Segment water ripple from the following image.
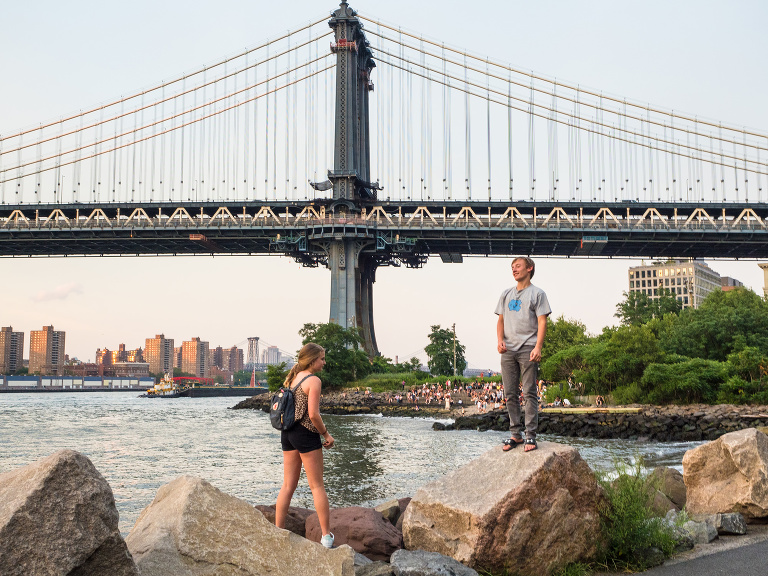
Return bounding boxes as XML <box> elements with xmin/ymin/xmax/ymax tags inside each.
<box><xmin>0</xmin><ymin>393</ymin><xmax>700</xmax><ymax>535</ymax></box>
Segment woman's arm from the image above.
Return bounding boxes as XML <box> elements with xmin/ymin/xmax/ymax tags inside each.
<box><xmin>305</xmin><ymin>376</ymin><xmax>334</xmax><ymax>448</ymax></box>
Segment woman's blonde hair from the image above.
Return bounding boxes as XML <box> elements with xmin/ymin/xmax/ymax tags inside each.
<box><xmin>283</xmin><ymin>342</ymin><xmax>325</xmax><ymax>387</ymax></box>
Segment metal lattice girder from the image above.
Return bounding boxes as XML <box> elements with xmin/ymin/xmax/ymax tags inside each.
<box><xmin>3</xmin><ymin>200</ymin><xmax>768</xmax><ymax>259</ymax></box>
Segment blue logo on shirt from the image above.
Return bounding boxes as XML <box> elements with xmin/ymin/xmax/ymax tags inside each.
<box><xmin>508</xmin><ymin>299</ymin><xmax>522</xmax><ymax>311</ymax></box>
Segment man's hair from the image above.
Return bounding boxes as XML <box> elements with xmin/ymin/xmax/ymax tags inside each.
<box><xmin>512</xmin><ymin>256</ymin><xmax>536</xmax><ymax>278</ymax></box>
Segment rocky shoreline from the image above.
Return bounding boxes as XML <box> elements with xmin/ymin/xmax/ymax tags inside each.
<box><xmin>5</xmin><ymin>429</ymin><xmax>768</xmax><ymax>575</ymax></box>
<box><xmin>234</xmin><ymin>392</ymin><xmax>768</xmax><ymax>443</ymax></box>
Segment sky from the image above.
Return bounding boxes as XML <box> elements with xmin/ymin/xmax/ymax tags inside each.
<box><xmin>1</xmin><ymin>0</ymin><xmax>767</xmax><ymax>370</ymax></box>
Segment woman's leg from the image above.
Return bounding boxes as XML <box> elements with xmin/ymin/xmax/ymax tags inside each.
<box><xmin>300</xmin><ymin>448</ymin><xmax>330</xmax><ymax>535</ymax></box>
<box><xmin>275</xmin><ymin>449</ymin><xmax>302</xmax><ymax>529</ymax></box>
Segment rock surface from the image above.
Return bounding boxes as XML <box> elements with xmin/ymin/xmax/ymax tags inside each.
<box><xmin>402</xmin><ymin>441</ymin><xmax>604</xmax><ymax>575</ymax></box>
<box><xmin>255</xmin><ymin>503</ymin><xmax>314</xmax><ymax>536</ymax></box>
<box><xmin>0</xmin><ymin>449</ymin><xmax>138</xmax><ymax>576</ymax></box>
<box><xmin>375</xmin><ymin>499</ymin><xmax>402</xmax><ymax>525</ymax></box>
<box><xmin>306</xmin><ymin>506</ymin><xmax>403</xmax><ymax>561</ymax></box>
<box><xmin>683</xmin><ymin>520</ymin><xmax>718</xmax><ymax>544</ymax></box>
<box><xmin>391</xmin><ymin>549</ymin><xmax>479</xmax><ymax>576</ymax></box>
<box><xmin>650</xmin><ymin>466</ymin><xmax>687</xmax><ymax>509</ymax></box>
<box><xmin>126</xmin><ymin>476</ymin><xmax>355</xmax><ymax>576</ymax></box>
<box><xmin>683</xmin><ymin>428</ymin><xmax>768</xmax><ymax>521</ymax></box>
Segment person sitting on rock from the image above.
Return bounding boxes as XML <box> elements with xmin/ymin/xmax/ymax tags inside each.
<box><xmin>595</xmin><ymin>395</ymin><xmax>605</xmax><ymax>407</ymax></box>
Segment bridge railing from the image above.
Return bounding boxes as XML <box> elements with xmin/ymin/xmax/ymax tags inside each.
<box><xmin>1</xmin><ymin>205</ymin><xmax>767</xmax><ymax>231</ymax></box>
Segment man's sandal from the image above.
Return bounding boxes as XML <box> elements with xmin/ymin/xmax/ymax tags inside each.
<box><xmin>524</xmin><ymin>438</ymin><xmax>538</xmax><ymax>452</ymax></box>
<box><xmin>502</xmin><ymin>437</ymin><xmax>524</xmax><ymax>451</ymax></box>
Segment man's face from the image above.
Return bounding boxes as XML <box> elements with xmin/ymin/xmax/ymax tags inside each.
<box><xmin>511</xmin><ymin>259</ymin><xmax>532</xmax><ymax>282</ymax></box>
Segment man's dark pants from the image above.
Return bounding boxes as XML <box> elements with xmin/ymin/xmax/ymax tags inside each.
<box><xmin>500</xmin><ymin>345</ymin><xmax>539</xmax><ymax>440</ymax></box>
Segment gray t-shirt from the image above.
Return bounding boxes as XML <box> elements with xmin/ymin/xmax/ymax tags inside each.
<box><xmin>495</xmin><ymin>284</ymin><xmax>551</xmax><ymax>351</ymax></box>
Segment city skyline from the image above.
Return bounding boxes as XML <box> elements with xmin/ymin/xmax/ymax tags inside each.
<box><xmin>1</xmin><ymin>0</ymin><xmax>767</xmax><ymax>369</ymax></box>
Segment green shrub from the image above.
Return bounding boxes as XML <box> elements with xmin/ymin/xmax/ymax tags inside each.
<box><xmin>597</xmin><ymin>460</ymin><xmax>678</xmax><ymax>571</ymax></box>
<box><xmin>544</xmin><ymin>385</ymin><xmax>576</xmax><ymax>405</ymax></box>
<box><xmin>717</xmin><ymin>375</ymin><xmax>768</xmax><ymax>405</ymax></box>
<box><xmin>612</xmin><ymin>382</ymin><xmax>644</xmax><ymax>405</ymax></box>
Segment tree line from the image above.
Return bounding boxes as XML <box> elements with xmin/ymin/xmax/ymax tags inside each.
<box><xmin>541</xmin><ymin>287</ymin><xmax>768</xmax><ymax>404</ymax></box>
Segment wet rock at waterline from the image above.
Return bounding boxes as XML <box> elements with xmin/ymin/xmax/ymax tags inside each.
<box><xmin>0</xmin><ymin>449</ymin><xmax>138</xmax><ymax>576</ymax></box>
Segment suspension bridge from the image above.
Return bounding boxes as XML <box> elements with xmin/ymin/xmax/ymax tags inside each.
<box><xmin>1</xmin><ymin>2</ymin><xmax>767</xmax><ymax>355</ymax></box>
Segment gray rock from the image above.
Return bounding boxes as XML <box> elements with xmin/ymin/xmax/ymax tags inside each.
<box><xmin>255</xmin><ymin>504</ymin><xmax>314</xmax><ymax>537</ymax></box>
<box><xmin>355</xmin><ymin>552</ymin><xmax>374</xmax><ymax>566</ymax></box>
<box><xmin>391</xmin><ymin>549</ymin><xmax>479</xmax><ymax>576</ymax></box>
<box><xmin>0</xmin><ymin>449</ymin><xmax>138</xmax><ymax>576</ymax></box>
<box><xmin>126</xmin><ymin>476</ymin><xmax>355</xmax><ymax>576</ymax></box>
<box><xmin>683</xmin><ymin>519</ymin><xmax>718</xmax><ymax>544</ymax></box>
<box><xmin>356</xmin><ymin>561</ymin><xmax>398</xmax><ymax>576</ymax></box>
<box><xmin>633</xmin><ymin>546</ymin><xmax>665</xmax><ymax>569</ymax></box>
<box><xmin>650</xmin><ymin>466</ymin><xmax>687</xmax><ymax>509</ymax></box>
<box><xmin>376</xmin><ymin>499</ymin><xmax>402</xmax><ymax>525</ymax></box>
<box><xmin>716</xmin><ymin>512</ymin><xmax>748</xmax><ymax>535</ymax></box>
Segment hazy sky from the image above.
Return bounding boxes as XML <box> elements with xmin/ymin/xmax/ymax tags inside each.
<box><xmin>1</xmin><ymin>0</ymin><xmax>767</xmax><ymax>370</ymax></box>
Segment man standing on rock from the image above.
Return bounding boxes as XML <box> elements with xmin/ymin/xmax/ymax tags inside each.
<box><xmin>495</xmin><ymin>257</ymin><xmax>551</xmax><ymax>452</ymax></box>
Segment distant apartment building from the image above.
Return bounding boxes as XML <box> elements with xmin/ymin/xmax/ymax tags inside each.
<box><xmin>721</xmin><ymin>277</ymin><xmax>744</xmax><ymax>292</ymax></box>
<box><xmin>264</xmin><ymin>346</ymin><xmax>281</xmax><ymax>366</ymax></box>
<box><xmin>0</xmin><ymin>326</ymin><xmax>25</xmax><ymax>374</ymax></box>
<box><xmin>760</xmin><ymin>263</ymin><xmax>768</xmax><ymax>298</ymax></box>
<box><xmin>29</xmin><ymin>325</ymin><xmax>66</xmax><ymax>375</ymax></box>
<box><xmin>174</xmin><ymin>346</ymin><xmax>182</xmax><ymax>369</ymax></box>
<box><xmin>182</xmin><ymin>337</ymin><xmax>210</xmax><ymax>377</ymax></box>
<box><xmin>209</xmin><ymin>346</ymin><xmax>244</xmax><ymax>373</ymax></box>
<box><xmin>145</xmin><ymin>334</ymin><xmax>175</xmax><ymax>374</ymax></box>
<box><xmin>96</xmin><ymin>344</ymin><xmax>143</xmax><ymax>366</ymax></box>
<box><xmin>628</xmin><ymin>259</ymin><xmax>727</xmax><ymax>309</ymax></box>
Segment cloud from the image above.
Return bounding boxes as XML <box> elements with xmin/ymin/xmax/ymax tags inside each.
<box><xmin>32</xmin><ymin>282</ymin><xmax>84</xmax><ymax>302</ymax></box>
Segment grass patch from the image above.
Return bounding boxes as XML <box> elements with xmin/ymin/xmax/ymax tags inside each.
<box><xmin>595</xmin><ymin>459</ymin><xmax>678</xmax><ymax>572</ymax></box>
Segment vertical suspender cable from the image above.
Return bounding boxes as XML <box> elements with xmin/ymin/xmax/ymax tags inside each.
<box><xmin>265</xmin><ymin>44</ymin><xmax>270</xmax><ymax>199</ymax></box>
<box><xmin>508</xmin><ymin>70</ymin><xmax>513</xmax><ymax>200</ymax></box>
<box><xmin>421</xmin><ymin>39</ymin><xmax>426</xmax><ymax>201</ymax></box>
<box><xmin>528</xmin><ymin>78</ymin><xmax>535</xmax><ymax>200</ymax></box>
<box><xmin>443</xmin><ymin>44</ymin><xmax>451</xmax><ymax>201</ymax></box>
<box><xmin>465</xmin><ymin>54</ymin><xmax>471</xmax><ymax>200</ymax></box>
<box><xmin>486</xmin><ymin>59</ymin><xmax>491</xmax><ymax>201</ymax></box>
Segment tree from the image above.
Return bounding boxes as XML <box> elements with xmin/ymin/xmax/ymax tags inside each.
<box><xmin>615</xmin><ymin>289</ymin><xmax>682</xmax><ymax>326</ymax></box>
<box><xmin>661</xmin><ymin>288</ymin><xmax>768</xmax><ymax>361</ymax></box>
<box><xmin>298</xmin><ymin>322</ymin><xmax>371</xmax><ymax>388</ymax></box>
<box><xmin>424</xmin><ymin>325</ymin><xmax>467</xmax><ymax>377</ymax></box>
<box><xmin>266</xmin><ymin>362</ymin><xmax>288</xmax><ymax>391</ymax></box>
<box><xmin>541</xmin><ymin>315</ymin><xmax>590</xmax><ymax>360</ymax></box>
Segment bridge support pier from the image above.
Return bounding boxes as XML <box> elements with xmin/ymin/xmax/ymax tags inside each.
<box><xmin>328</xmin><ymin>239</ymin><xmax>378</xmax><ymax>356</ymax></box>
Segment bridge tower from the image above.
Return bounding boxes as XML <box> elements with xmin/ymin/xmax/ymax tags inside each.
<box><xmin>327</xmin><ymin>1</ymin><xmax>379</xmax><ymax>355</ymax></box>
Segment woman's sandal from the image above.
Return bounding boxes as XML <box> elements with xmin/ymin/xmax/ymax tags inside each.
<box><xmin>524</xmin><ymin>438</ymin><xmax>538</xmax><ymax>452</ymax></box>
<box><xmin>502</xmin><ymin>437</ymin><xmax>524</xmax><ymax>451</ymax></box>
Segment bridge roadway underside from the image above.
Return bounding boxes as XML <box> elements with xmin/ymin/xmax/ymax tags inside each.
<box><xmin>1</xmin><ymin>200</ymin><xmax>768</xmax><ymax>259</ymax></box>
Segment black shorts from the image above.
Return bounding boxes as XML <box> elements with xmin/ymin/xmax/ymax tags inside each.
<box><xmin>281</xmin><ymin>423</ymin><xmax>322</xmax><ymax>453</ymax></box>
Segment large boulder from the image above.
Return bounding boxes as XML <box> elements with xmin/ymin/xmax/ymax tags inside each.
<box><xmin>126</xmin><ymin>476</ymin><xmax>355</xmax><ymax>576</ymax></box>
<box><xmin>683</xmin><ymin>428</ymin><xmax>768</xmax><ymax>521</ymax></box>
<box><xmin>0</xmin><ymin>449</ymin><xmax>138</xmax><ymax>576</ymax></box>
<box><xmin>402</xmin><ymin>441</ymin><xmax>604</xmax><ymax>575</ymax></box>
<box><xmin>255</xmin><ymin>504</ymin><xmax>314</xmax><ymax>536</ymax></box>
<box><xmin>306</xmin><ymin>506</ymin><xmax>403</xmax><ymax>561</ymax></box>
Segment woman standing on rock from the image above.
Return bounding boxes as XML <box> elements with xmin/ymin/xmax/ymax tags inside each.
<box><xmin>275</xmin><ymin>342</ymin><xmax>336</xmax><ymax>548</ymax></box>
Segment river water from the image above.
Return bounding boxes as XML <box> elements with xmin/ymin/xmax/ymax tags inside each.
<box><xmin>0</xmin><ymin>393</ymin><xmax>699</xmax><ymax>535</ymax></box>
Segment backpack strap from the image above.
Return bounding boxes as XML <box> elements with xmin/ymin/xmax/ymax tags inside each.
<box><xmin>290</xmin><ymin>373</ymin><xmax>314</xmax><ymax>393</ymax></box>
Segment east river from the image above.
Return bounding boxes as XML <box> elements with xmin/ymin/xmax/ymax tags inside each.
<box><xmin>0</xmin><ymin>393</ymin><xmax>700</xmax><ymax>535</ymax></box>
